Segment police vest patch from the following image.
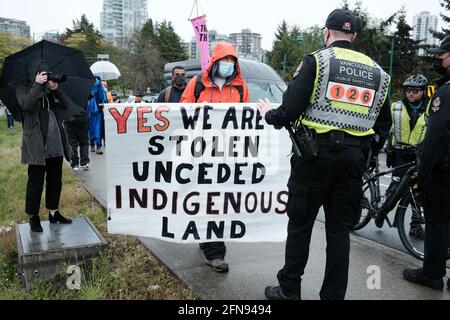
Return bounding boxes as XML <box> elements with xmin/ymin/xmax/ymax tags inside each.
<box><xmin>326</xmin><ymin>58</ymin><xmax>382</xmax><ymax>108</ymax></box>
<box><xmin>432</xmin><ymin>97</ymin><xmax>441</xmax><ymax>113</ymax></box>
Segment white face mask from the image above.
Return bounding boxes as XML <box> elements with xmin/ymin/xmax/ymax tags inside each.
<box><xmin>218</xmin><ymin>61</ymin><xmax>235</xmax><ymax>78</ymax></box>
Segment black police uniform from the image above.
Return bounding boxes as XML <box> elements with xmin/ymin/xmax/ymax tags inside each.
<box><xmin>264</xmin><ymin>40</ymin><xmax>391</xmax><ymax>299</ymax></box>
<box><xmin>419</xmin><ymin>73</ymin><xmax>450</xmax><ymax>281</ymax></box>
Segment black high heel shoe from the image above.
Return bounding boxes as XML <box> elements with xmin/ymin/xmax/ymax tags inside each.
<box><xmin>29</xmin><ymin>215</ymin><xmax>43</xmax><ymax>232</ymax></box>
<box><xmin>49</xmin><ymin>211</ymin><xmax>72</xmax><ymax>224</ymax></box>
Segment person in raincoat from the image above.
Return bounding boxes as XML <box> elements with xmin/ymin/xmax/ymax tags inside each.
<box><xmin>88</xmin><ymin>77</ymin><xmax>108</xmax><ymax>155</ymax></box>
<box><xmin>181</xmin><ymin>42</ymin><xmax>250</xmax><ymax>273</ymax></box>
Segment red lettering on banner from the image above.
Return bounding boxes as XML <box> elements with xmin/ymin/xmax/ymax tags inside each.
<box><xmin>155</xmin><ymin>106</ymin><xmax>170</xmax><ymax>132</ymax></box>
<box><xmin>109</xmin><ymin>107</ymin><xmax>133</xmax><ymax>134</ymax></box>
<box><xmin>137</xmin><ymin>107</ymin><xmax>153</xmax><ymax>133</ymax></box>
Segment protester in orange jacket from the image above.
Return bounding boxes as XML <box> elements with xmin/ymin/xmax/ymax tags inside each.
<box><xmin>181</xmin><ymin>42</ymin><xmax>250</xmax><ymax>273</ymax></box>
<box><xmin>181</xmin><ymin>42</ymin><xmax>250</xmax><ymax>104</ymax></box>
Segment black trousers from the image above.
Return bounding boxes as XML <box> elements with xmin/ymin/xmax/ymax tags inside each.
<box><xmin>26</xmin><ymin>157</ymin><xmax>63</xmax><ymax>216</ymax></box>
<box><xmin>423</xmin><ymin>165</ymin><xmax>450</xmax><ymax>279</ymax></box>
<box><xmin>200</xmin><ymin>242</ymin><xmax>226</xmax><ymax>261</ymax></box>
<box><xmin>278</xmin><ymin>143</ymin><xmax>365</xmax><ymax>300</ymax></box>
<box><xmin>66</xmin><ymin>118</ymin><xmax>89</xmax><ymax>167</ymax></box>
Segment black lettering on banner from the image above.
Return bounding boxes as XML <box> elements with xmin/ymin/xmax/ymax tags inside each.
<box><xmin>148</xmin><ymin>136</ymin><xmax>164</xmax><ymax>155</ymax></box>
<box><xmin>229</xmin><ymin>136</ymin><xmax>240</xmax><ymax>157</ymax></box>
<box><xmin>183</xmin><ymin>192</ymin><xmax>200</xmax><ymax>215</ymax></box>
<box><xmin>182</xmin><ymin>221</ymin><xmax>200</xmax><ymax>240</ymax></box>
<box><xmin>252</xmin><ymin>163</ymin><xmax>266</xmax><ymax>184</ymax></box>
<box><xmin>255</xmin><ymin>110</ymin><xmax>264</xmax><ymax>130</ymax></box>
<box><xmin>191</xmin><ymin>137</ymin><xmax>206</xmax><ymax>158</ymax></box>
<box><xmin>115</xmin><ymin>185</ymin><xmax>122</xmax><ymax>209</ymax></box>
<box><xmin>133</xmin><ymin>162</ymin><xmax>149</xmax><ymax>181</ymax></box>
<box><xmin>171</xmin><ymin>191</ymin><xmax>178</xmax><ymax>214</ymax></box>
<box><xmin>198</xmin><ymin>163</ymin><xmax>214</xmax><ymax>184</ymax></box>
<box><xmin>206</xmin><ymin>221</ymin><xmax>225</xmax><ymax>240</ymax></box>
<box><xmin>170</xmin><ymin>136</ymin><xmax>188</xmax><ymax>156</ymax></box>
<box><xmin>155</xmin><ymin>161</ymin><xmax>172</xmax><ymax>183</ymax></box>
<box><xmin>224</xmin><ymin>192</ymin><xmax>241</xmax><ymax>214</ymax></box>
<box><xmin>242</xmin><ymin>107</ymin><xmax>254</xmax><ymax>129</ymax></box>
<box><xmin>162</xmin><ymin>217</ymin><xmax>175</xmax><ymax>239</ymax></box>
<box><xmin>176</xmin><ymin>164</ymin><xmax>194</xmax><ymax>184</ymax></box>
<box><xmin>261</xmin><ymin>192</ymin><xmax>273</xmax><ymax>213</ymax></box>
<box><xmin>207</xmin><ymin>192</ymin><xmax>221</xmax><ymax>215</ymax></box>
<box><xmin>180</xmin><ymin>107</ymin><xmax>201</xmax><ymax>129</ymax></box>
<box><xmin>276</xmin><ymin>191</ymin><xmax>289</xmax><ymax>214</ymax></box>
<box><xmin>222</xmin><ymin>107</ymin><xmax>238</xmax><ymax>129</ymax></box>
<box><xmin>212</xmin><ymin>136</ymin><xmax>225</xmax><ymax>157</ymax></box>
<box><xmin>217</xmin><ymin>164</ymin><xmax>231</xmax><ymax>184</ymax></box>
<box><xmin>230</xmin><ymin>221</ymin><xmax>246</xmax><ymax>239</ymax></box>
<box><xmin>130</xmin><ymin>188</ymin><xmax>148</xmax><ymax>209</ymax></box>
<box><xmin>245</xmin><ymin>192</ymin><xmax>258</xmax><ymax>213</ymax></box>
<box><xmin>202</xmin><ymin>106</ymin><xmax>213</xmax><ymax>130</ymax></box>
<box><xmin>153</xmin><ymin>189</ymin><xmax>168</xmax><ymax>210</ymax></box>
<box><xmin>244</xmin><ymin>136</ymin><xmax>260</xmax><ymax>158</ymax></box>
<box><xmin>234</xmin><ymin>163</ymin><xmax>247</xmax><ymax>184</ymax></box>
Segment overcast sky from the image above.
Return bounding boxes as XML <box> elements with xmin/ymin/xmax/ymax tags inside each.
<box><xmin>0</xmin><ymin>0</ymin><xmax>445</xmax><ymax>49</ymax></box>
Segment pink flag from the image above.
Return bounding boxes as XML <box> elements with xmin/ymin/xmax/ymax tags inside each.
<box><xmin>190</xmin><ymin>15</ymin><xmax>210</xmax><ymax>72</ymax></box>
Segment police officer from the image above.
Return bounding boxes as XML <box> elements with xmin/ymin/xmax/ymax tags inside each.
<box><xmin>403</xmin><ymin>36</ymin><xmax>450</xmax><ymax>291</ymax></box>
<box><xmin>375</xmin><ymin>74</ymin><xmax>429</xmax><ymax>239</ymax></box>
<box><xmin>257</xmin><ymin>9</ymin><xmax>392</xmax><ymax>300</ymax></box>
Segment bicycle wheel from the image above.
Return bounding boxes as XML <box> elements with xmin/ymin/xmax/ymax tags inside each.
<box><xmin>396</xmin><ymin>193</ymin><xmax>425</xmax><ymax>260</ymax></box>
<box><xmin>352</xmin><ymin>172</ymin><xmax>376</xmax><ymax>231</ymax></box>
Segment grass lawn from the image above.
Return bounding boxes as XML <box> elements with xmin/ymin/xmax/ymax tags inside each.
<box><xmin>0</xmin><ymin>118</ymin><xmax>197</xmax><ymax>300</ymax></box>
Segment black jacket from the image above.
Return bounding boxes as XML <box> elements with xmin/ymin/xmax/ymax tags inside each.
<box><xmin>265</xmin><ymin>41</ymin><xmax>392</xmax><ymax>152</ymax></box>
<box><xmin>419</xmin><ymin>73</ymin><xmax>450</xmax><ymax>188</ymax></box>
<box><xmin>15</xmin><ymin>59</ymin><xmax>71</xmax><ymax>165</ymax></box>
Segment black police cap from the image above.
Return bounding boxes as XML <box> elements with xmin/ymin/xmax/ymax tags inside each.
<box><xmin>426</xmin><ymin>35</ymin><xmax>450</xmax><ymax>54</ymax></box>
<box><xmin>134</xmin><ymin>91</ymin><xmax>144</xmax><ymax>97</ymax></box>
<box><xmin>325</xmin><ymin>9</ymin><xmax>357</xmax><ymax>34</ymax></box>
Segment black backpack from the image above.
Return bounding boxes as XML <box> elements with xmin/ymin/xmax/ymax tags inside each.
<box><xmin>194</xmin><ymin>72</ymin><xmax>244</xmax><ymax>103</ymax></box>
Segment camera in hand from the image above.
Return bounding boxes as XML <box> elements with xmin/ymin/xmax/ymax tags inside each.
<box><xmin>44</xmin><ymin>72</ymin><xmax>67</xmax><ymax>83</ymax></box>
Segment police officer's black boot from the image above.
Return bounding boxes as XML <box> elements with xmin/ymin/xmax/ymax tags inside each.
<box><xmin>264</xmin><ymin>286</ymin><xmax>300</xmax><ymax>300</ymax></box>
<box><xmin>403</xmin><ymin>268</ymin><xmax>444</xmax><ymax>290</ymax></box>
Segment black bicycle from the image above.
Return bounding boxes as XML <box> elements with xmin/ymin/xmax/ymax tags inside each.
<box><xmin>352</xmin><ymin>143</ymin><xmax>431</xmax><ymax>260</ymax></box>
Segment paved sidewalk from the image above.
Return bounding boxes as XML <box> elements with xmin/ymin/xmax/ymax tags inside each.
<box><xmin>77</xmin><ymin>152</ymin><xmax>450</xmax><ymax>300</ymax></box>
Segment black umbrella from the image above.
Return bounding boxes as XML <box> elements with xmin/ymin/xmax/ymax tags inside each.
<box><xmin>0</xmin><ymin>40</ymin><xmax>95</xmax><ymax>122</ymax></box>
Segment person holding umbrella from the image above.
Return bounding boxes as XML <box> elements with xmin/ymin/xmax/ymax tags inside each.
<box><xmin>15</xmin><ymin>59</ymin><xmax>73</xmax><ymax>232</ymax></box>
<box><xmin>0</xmin><ymin>40</ymin><xmax>95</xmax><ymax>233</ymax></box>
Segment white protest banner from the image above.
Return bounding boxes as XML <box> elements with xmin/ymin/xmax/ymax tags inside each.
<box><xmin>106</xmin><ymin>104</ymin><xmax>291</xmax><ymax>243</ymax></box>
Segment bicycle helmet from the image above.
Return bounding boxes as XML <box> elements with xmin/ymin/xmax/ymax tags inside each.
<box><xmin>402</xmin><ymin>74</ymin><xmax>428</xmax><ymax>89</ymax></box>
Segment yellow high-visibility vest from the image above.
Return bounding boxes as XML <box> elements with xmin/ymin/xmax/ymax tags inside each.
<box><xmin>296</xmin><ymin>47</ymin><xmax>391</xmax><ymax>137</ymax></box>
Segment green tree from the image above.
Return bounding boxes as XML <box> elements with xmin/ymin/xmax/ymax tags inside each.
<box><xmin>433</xmin><ymin>0</ymin><xmax>450</xmax><ymax>40</ymax></box>
<box><xmin>122</xmin><ymin>29</ymin><xmax>164</xmax><ymax>93</ymax></box>
<box><xmin>269</xmin><ymin>22</ymin><xmax>323</xmax><ymax>81</ymax></box>
<box><xmin>341</xmin><ymin>0</ymin><xmax>395</xmax><ymax>69</ymax></box>
<box><xmin>141</xmin><ymin>19</ymin><xmax>155</xmax><ymax>42</ymax></box>
<box><xmin>0</xmin><ymin>32</ymin><xmax>30</xmax><ymax>71</ymax></box>
<box><xmin>390</xmin><ymin>8</ymin><xmax>422</xmax><ymax>96</ymax></box>
<box><xmin>152</xmin><ymin>21</ymin><xmax>188</xmax><ymax>62</ymax></box>
<box><xmin>268</xmin><ymin>21</ymin><xmax>320</xmax><ymax>81</ymax></box>
<box><xmin>61</xmin><ymin>14</ymin><xmax>105</xmax><ymax>64</ymax></box>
